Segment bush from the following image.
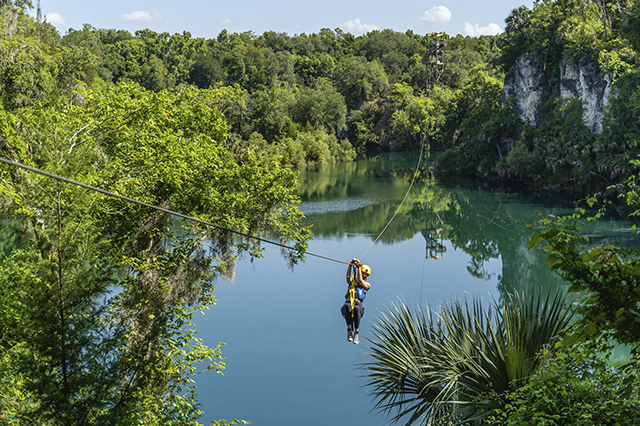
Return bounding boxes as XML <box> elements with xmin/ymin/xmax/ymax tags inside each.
<box><xmin>506</xmin><ymin>140</ymin><xmax>540</xmax><ymax>180</ymax></box>
<box><xmin>329</xmin><ymin>138</ymin><xmax>356</xmax><ymax>162</ymax></box>
<box><xmin>274</xmin><ymin>129</ymin><xmax>355</xmax><ymax>166</ymax></box>
<box><xmin>487</xmin><ymin>346</ymin><xmax>640</xmax><ymax>426</ymax></box>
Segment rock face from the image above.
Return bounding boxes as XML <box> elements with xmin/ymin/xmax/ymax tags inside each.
<box><xmin>503</xmin><ymin>55</ymin><xmax>548</xmax><ymax>126</ymax></box>
<box><xmin>503</xmin><ymin>53</ymin><xmax>612</xmax><ymax>134</ymax></box>
<box><xmin>560</xmin><ymin>54</ymin><xmax>612</xmax><ymax>134</ymax></box>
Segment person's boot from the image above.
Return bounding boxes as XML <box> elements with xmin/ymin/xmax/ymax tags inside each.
<box><xmin>353</xmin><ymin>331</ymin><xmax>359</xmax><ymax>345</ymax></box>
<box><xmin>347</xmin><ymin>328</ymin><xmax>353</xmax><ymax>342</ymax></box>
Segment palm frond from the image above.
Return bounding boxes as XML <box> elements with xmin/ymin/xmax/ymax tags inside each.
<box><xmin>363</xmin><ymin>290</ymin><xmax>576</xmax><ymax>426</ymax></box>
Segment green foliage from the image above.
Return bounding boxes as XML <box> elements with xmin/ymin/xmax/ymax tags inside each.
<box><xmin>442</xmin><ymin>35</ymin><xmax>502</xmax><ymax>88</ymax></box>
<box><xmin>333</xmin><ymin>56</ymin><xmax>389</xmax><ymax>107</ymax></box>
<box><xmin>364</xmin><ymin>291</ymin><xmax>575</xmax><ymax>425</ymax></box>
<box><xmin>346</xmin><ymin>84</ymin><xmax>452</xmax><ymax>151</ymax></box>
<box><xmin>505</xmin><ymin>139</ymin><xmax>540</xmax><ymax>181</ymax></box>
<box><xmin>275</xmin><ymin>128</ymin><xmax>355</xmax><ymax>166</ymax></box>
<box><xmin>436</xmin><ymin>66</ymin><xmax>518</xmax><ymax>173</ymax></box>
<box><xmin>251</xmin><ymin>82</ymin><xmax>297</xmax><ymax>142</ymax></box>
<box><xmin>528</xmin><ymin>208</ymin><xmax>640</xmax><ymax>349</ymax></box>
<box><xmin>487</xmin><ymin>346</ymin><xmax>640</xmax><ymax>426</ymax></box>
<box><xmin>0</xmin><ymin>35</ymin><xmax>64</xmax><ymax>108</ymax></box>
<box><xmin>291</xmin><ymin>77</ymin><xmax>346</xmax><ymax>133</ymax></box>
<box><xmin>207</xmin><ymin>82</ymin><xmax>252</xmax><ymax>139</ymax></box>
<box><xmin>0</xmin><ymin>78</ymin><xmax>310</xmax><ymax>423</ymax></box>
<box><xmin>498</xmin><ymin>0</ymin><xmax>640</xmax><ymax>76</ymax></box>
<box><xmin>352</xmin><ymin>29</ymin><xmax>425</xmax><ymax>84</ymax></box>
<box><xmin>188</xmin><ymin>50</ymin><xmax>223</xmax><ymax>88</ymax></box>
<box><xmin>294</xmin><ymin>53</ymin><xmax>335</xmax><ymax>84</ymax></box>
<box><xmin>346</xmin><ymin>103</ymin><xmax>383</xmax><ymax>150</ymax></box>
<box><xmin>386</xmin><ymin>83</ymin><xmax>428</xmax><ymax>144</ymax></box>
<box><xmin>622</xmin><ymin>0</ymin><xmax>640</xmax><ymax>51</ymax></box>
<box><xmin>94</xmin><ymin>28</ymin><xmax>206</xmax><ymax>90</ymax></box>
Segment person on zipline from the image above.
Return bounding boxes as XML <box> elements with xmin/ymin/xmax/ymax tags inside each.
<box><xmin>341</xmin><ymin>258</ymin><xmax>371</xmax><ymax>345</ymax></box>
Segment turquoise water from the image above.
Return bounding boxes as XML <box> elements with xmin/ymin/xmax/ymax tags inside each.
<box><xmin>195</xmin><ymin>153</ymin><xmax>634</xmax><ymax>425</ymax></box>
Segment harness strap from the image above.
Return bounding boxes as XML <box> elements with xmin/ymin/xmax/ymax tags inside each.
<box><xmin>349</xmin><ymin>268</ymin><xmax>357</xmax><ymax>317</ymax></box>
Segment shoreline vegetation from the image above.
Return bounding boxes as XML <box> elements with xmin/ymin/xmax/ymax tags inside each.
<box><xmin>2</xmin><ymin>0</ymin><xmax>640</xmax><ymax>424</ymax></box>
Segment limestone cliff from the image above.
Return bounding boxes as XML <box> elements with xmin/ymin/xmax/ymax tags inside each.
<box><xmin>503</xmin><ymin>55</ymin><xmax>548</xmax><ymax>126</ymax></box>
<box><xmin>559</xmin><ymin>54</ymin><xmax>612</xmax><ymax>134</ymax></box>
<box><xmin>503</xmin><ymin>53</ymin><xmax>612</xmax><ymax>134</ymax></box>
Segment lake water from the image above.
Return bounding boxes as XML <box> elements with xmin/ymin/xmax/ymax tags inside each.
<box><xmin>195</xmin><ymin>152</ymin><xmax>634</xmax><ymax>425</ymax></box>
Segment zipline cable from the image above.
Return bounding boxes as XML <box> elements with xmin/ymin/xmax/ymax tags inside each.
<box><xmin>360</xmin><ymin>136</ymin><xmax>427</xmax><ymax>261</ymax></box>
<box><xmin>0</xmin><ymin>156</ymin><xmax>348</xmax><ymax>265</ymax></box>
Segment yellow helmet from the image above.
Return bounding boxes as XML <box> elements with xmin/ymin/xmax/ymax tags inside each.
<box><xmin>361</xmin><ymin>264</ymin><xmax>371</xmax><ymax>275</ymax></box>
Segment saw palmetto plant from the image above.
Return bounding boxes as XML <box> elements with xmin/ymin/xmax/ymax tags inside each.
<box><xmin>363</xmin><ymin>291</ymin><xmax>575</xmax><ymax>425</ymax></box>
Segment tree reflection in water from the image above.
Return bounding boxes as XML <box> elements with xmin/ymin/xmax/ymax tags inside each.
<box><xmin>297</xmin><ymin>154</ymin><xmax>630</xmax><ymax>299</ymax></box>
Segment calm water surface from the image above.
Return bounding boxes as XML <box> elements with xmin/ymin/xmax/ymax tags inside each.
<box><xmin>196</xmin><ymin>153</ymin><xmax>634</xmax><ymax>425</ymax></box>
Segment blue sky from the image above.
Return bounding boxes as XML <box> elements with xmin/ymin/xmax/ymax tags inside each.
<box><xmin>35</xmin><ymin>0</ymin><xmax>532</xmax><ymax>38</ymax></box>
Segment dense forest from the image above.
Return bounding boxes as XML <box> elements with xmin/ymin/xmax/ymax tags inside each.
<box><xmin>2</xmin><ymin>0</ymin><xmax>638</xmax><ymax>197</ymax></box>
<box><xmin>2</xmin><ymin>0</ymin><xmax>640</xmax><ymax>424</ymax></box>
<box><xmin>1</xmin><ymin>0</ymin><xmax>639</xmax><ymax>198</ymax></box>
<box><xmin>2</xmin><ymin>1</ymin><xmax>502</xmax><ymax>165</ymax></box>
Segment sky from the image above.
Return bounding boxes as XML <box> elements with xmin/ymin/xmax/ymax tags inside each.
<box><xmin>34</xmin><ymin>0</ymin><xmax>534</xmax><ymax>39</ymax></box>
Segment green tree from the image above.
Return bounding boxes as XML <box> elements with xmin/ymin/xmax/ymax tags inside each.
<box><xmin>353</xmin><ymin>29</ymin><xmax>424</xmax><ymax>85</ymax></box>
<box><xmin>294</xmin><ymin>53</ymin><xmax>335</xmax><ymax>84</ymax></box>
<box><xmin>498</xmin><ymin>6</ymin><xmax>532</xmax><ymax>72</ymax></box>
<box><xmin>188</xmin><ymin>50</ymin><xmax>222</xmax><ymax>88</ymax></box>
<box><xmin>333</xmin><ymin>56</ymin><xmax>389</xmax><ymax>107</ymax></box>
<box><xmin>0</xmin><ymin>36</ymin><xmax>57</xmax><ymax>108</ymax></box>
<box><xmin>291</xmin><ymin>78</ymin><xmax>346</xmax><ymax>133</ymax></box>
<box><xmin>438</xmin><ymin>65</ymin><xmax>511</xmax><ymax>173</ymax></box>
<box><xmin>268</xmin><ymin>50</ymin><xmax>297</xmax><ymax>85</ymax></box>
<box><xmin>208</xmin><ymin>82</ymin><xmax>253</xmax><ymax>140</ymax></box>
<box><xmin>251</xmin><ymin>82</ymin><xmax>297</xmax><ymax>142</ymax></box>
<box><xmin>0</xmin><ymin>81</ymin><xmax>310</xmax><ymax>424</ymax></box>
<box><xmin>622</xmin><ymin>0</ymin><xmax>640</xmax><ymax>50</ymax></box>
<box><xmin>384</xmin><ymin>83</ymin><xmax>448</xmax><ymax>149</ymax></box>
<box><xmin>443</xmin><ymin>35</ymin><xmax>500</xmax><ymax>89</ymax></box>
<box><xmin>0</xmin><ymin>0</ymin><xmax>30</xmax><ymax>7</ymax></box>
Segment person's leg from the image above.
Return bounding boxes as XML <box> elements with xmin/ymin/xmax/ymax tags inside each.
<box><xmin>353</xmin><ymin>303</ymin><xmax>364</xmax><ymax>344</ymax></box>
<box><xmin>341</xmin><ymin>302</ymin><xmax>354</xmax><ymax>341</ymax></box>
<box><xmin>353</xmin><ymin>303</ymin><xmax>364</xmax><ymax>331</ymax></box>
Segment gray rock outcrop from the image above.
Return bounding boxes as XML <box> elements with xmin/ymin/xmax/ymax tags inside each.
<box><xmin>503</xmin><ymin>53</ymin><xmax>612</xmax><ymax>134</ymax></box>
<box><xmin>560</xmin><ymin>54</ymin><xmax>612</xmax><ymax>134</ymax></box>
<box><xmin>503</xmin><ymin>55</ymin><xmax>548</xmax><ymax>126</ymax></box>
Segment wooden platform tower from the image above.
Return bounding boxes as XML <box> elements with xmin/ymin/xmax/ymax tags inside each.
<box><xmin>422</xmin><ymin>204</ymin><xmax>446</xmax><ymax>259</ymax></box>
<box><xmin>422</xmin><ymin>33</ymin><xmax>447</xmax><ymax>94</ymax></box>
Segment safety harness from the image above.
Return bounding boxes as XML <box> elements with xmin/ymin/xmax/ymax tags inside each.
<box><xmin>348</xmin><ymin>266</ymin><xmax>358</xmax><ymax>317</ymax></box>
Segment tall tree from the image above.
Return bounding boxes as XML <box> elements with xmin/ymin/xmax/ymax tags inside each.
<box><xmin>0</xmin><ymin>81</ymin><xmax>310</xmax><ymax>424</ymax></box>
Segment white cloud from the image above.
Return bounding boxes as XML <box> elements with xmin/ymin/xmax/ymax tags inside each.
<box><xmin>122</xmin><ymin>10</ymin><xmax>163</xmax><ymax>23</ymax></box>
<box><xmin>340</xmin><ymin>18</ymin><xmax>380</xmax><ymax>34</ymax></box>
<box><xmin>45</xmin><ymin>12</ymin><xmax>66</xmax><ymax>25</ymax></box>
<box><xmin>217</xmin><ymin>16</ymin><xmax>231</xmax><ymax>24</ymax></box>
<box><xmin>419</xmin><ymin>6</ymin><xmax>451</xmax><ymax>25</ymax></box>
<box><xmin>463</xmin><ymin>22</ymin><xmax>503</xmax><ymax>36</ymax></box>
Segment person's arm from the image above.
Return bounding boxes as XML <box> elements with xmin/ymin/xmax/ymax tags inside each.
<box><xmin>352</xmin><ymin>259</ymin><xmax>371</xmax><ymax>291</ymax></box>
<box><xmin>357</xmin><ymin>270</ymin><xmax>371</xmax><ymax>291</ymax></box>
<box><xmin>346</xmin><ymin>262</ymin><xmax>354</xmax><ymax>285</ymax></box>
